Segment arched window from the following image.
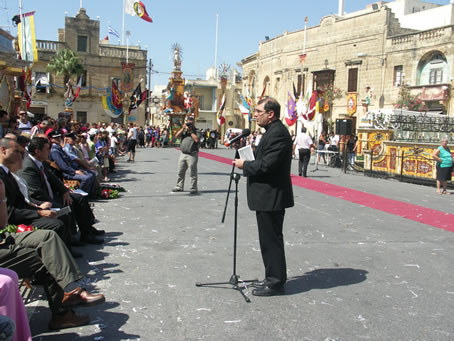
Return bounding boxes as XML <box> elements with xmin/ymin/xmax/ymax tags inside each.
<box><xmin>263</xmin><ymin>76</ymin><xmax>270</xmax><ymax>96</ymax></box>
<box><xmin>416</xmin><ymin>51</ymin><xmax>448</xmax><ymax>85</ymax></box>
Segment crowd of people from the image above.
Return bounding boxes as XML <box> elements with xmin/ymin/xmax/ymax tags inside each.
<box><xmin>0</xmin><ymin>109</ymin><xmax>157</xmax><ymax>338</ymax></box>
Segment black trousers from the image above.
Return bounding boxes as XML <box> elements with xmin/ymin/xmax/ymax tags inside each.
<box><xmin>256</xmin><ymin>210</ymin><xmax>287</xmax><ymax>289</ymax></box>
<box><xmin>27</xmin><ymin>216</ymin><xmax>71</xmax><ymax>246</ymax></box>
<box><xmin>52</xmin><ymin>193</ymin><xmax>96</xmax><ymax>237</ymax></box>
<box><xmin>298</xmin><ymin>148</ymin><xmax>311</xmax><ymax>177</ymax></box>
<box><xmin>0</xmin><ymin>230</ymin><xmax>82</xmax><ymax>313</ymax></box>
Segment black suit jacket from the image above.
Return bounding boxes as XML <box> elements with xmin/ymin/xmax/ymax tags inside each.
<box><xmin>18</xmin><ymin>155</ymin><xmax>68</xmax><ymax>204</ymax></box>
<box><xmin>243</xmin><ymin>120</ymin><xmax>294</xmax><ymax>211</ymax></box>
<box><xmin>0</xmin><ymin>167</ymin><xmax>40</xmax><ymax>224</ymax></box>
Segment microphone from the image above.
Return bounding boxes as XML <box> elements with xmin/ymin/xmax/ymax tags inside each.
<box><xmin>224</xmin><ymin>129</ymin><xmax>251</xmax><ymax>147</ymax></box>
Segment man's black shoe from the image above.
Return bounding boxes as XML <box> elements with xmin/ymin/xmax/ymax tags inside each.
<box><xmin>252</xmin><ymin>286</ymin><xmax>284</xmax><ymax>297</ymax></box>
<box><xmin>80</xmin><ymin>234</ymin><xmax>104</xmax><ymax>245</ymax></box>
<box><xmin>89</xmin><ymin>227</ymin><xmax>105</xmax><ymax>236</ymax></box>
<box><xmin>251</xmin><ymin>279</ymin><xmax>269</xmax><ymax>288</ymax></box>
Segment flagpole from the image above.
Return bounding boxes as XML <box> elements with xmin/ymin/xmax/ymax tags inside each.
<box><xmin>303</xmin><ymin>17</ymin><xmax>308</xmax><ymax>56</ymax></box>
<box><xmin>121</xmin><ymin>0</ymin><xmax>125</xmax><ymax>45</ymax></box>
<box><xmin>214</xmin><ymin>14</ymin><xmax>218</xmax><ymax>79</ymax></box>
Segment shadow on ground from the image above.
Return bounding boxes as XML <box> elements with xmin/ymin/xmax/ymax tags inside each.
<box><xmin>285</xmin><ymin>268</ymin><xmax>368</xmax><ymax>295</ymax></box>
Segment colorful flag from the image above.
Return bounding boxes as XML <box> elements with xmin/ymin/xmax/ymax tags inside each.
<box><xmin>307</xmin><ymin>90</ymin><xmax>318</xmax><ymax>121</ymax></box>
<box><xmin>238</xmin><ymin>94</ymin><xmax>250</xmax><ymax>115</ymax></box>
<box><xmin>108</xmin><ymin>25</ymin><xmax>120</xmax><ymax>39</ymax></box>
<box><xmin>285</xmin><ymin>92</ymin><xmax>297</xmax><ymax>126</ymax></box>
<box><xmin>217</xmin><ymin>93</ymin><xmax>226</xmax><ymax>125</ymax></box>
<box><xmin>299</xmin><ymin>54</ymin><xmax>307</xmax><ymax>64</ymax></box>
<box><xmin>125</xmin><ymin>0</ymin><xmax>153</xmax><ymax>23</ymax></box>
<box><xmin>111</xmin><ymin>80</ymin><xmax>123</xmax><ymax>109</ymax></box>
<box><xmin>17</xmin><ymin>11</ymin><xmax>38</xmax><ymax>62</ymax></box>
<box><xmin>129</xmin><ymin>83</ymin><xmax>143</xmax><ymax>113</ymax></box>
<box><xmin>73</xmin><ymin>77</ymin><xmax>83</xmax><ymax>101</ymax></box>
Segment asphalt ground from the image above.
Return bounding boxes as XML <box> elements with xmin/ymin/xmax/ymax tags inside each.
<box><xmin>28</xmin><ymin>146</ymin><xmax>454</xmax><ymax>340</ymax></box>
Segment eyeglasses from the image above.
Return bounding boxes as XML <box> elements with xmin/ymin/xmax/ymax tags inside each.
<box><xmin>255</xmin><ymin>109</ymin><xmax>268</xmax><ymax>115</ymax></box>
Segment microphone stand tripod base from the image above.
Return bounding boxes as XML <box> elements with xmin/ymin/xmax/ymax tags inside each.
<box><xmin>195</xmin><ymin>276</ymin><xmax>258</xmax><ymax>303</ymax></box>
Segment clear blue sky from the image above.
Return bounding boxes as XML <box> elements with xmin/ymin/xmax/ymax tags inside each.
<box><xmin>1</xmin><ymin>0</ymin><xmax>450</xmax><ymax>87</ymax></box>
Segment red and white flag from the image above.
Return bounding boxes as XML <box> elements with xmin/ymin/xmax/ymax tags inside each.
<box><xmin>74</xmin><ymin>76</ymin><xmax>82</xmax><ymax>101</ymax></box>
<box><xmin>217</xmin><ymin>94</ymin><xmax>226</xmax><ymax>125</ymax></box>
<box><xmin>125</xmin><ymin>0</ymin><xmax>153</xmax><ymax>23</ymax></box>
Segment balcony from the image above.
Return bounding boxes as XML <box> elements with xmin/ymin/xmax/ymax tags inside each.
<box><xmin>390</xmin><ymin>26</ymin><xmax>452</xmax><ymax>47</ymax></box>
<box><xmin>99</xmin><ymin>45</ymin><xmax>147</xmax><ymax>60</ymax></box>
<box><xmin>408</xmin><ymin>84</ymin><xmax>450</xmax><ymax>102</ymax></box>
<box><xmin>36</xmin><ymin>40</ymin><xmax>67</xmax><ymax>51</ymax></box>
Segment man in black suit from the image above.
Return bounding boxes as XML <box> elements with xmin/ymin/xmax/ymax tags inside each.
<box><xmin>233</xmin><ymin>97</ymin><xmax>294</xmax><ymax>296</ymax></box>
<box><xmin>0</xmin><ymin>138</ymin><xmax>73</xmax><ymax>246</ymax></box>
<box><xmin>18</xmin><ymin>136</ymin><xmax>104</xmax><ymax>244</ymax></box>
<box><xmin>0</xmin><ymin>177</ymin><xmax>105</xmax><ymax>330</ymax></box>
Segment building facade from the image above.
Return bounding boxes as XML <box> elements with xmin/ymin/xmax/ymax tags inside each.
<box><xmin>239</xmin><ymin>0</ymin><xmax>454</xmax><ymax>133</ymax></box>
<box><xmin>30</xmin><ymin>8</ymin><xmax>147</xmax><ymax>125</ymax></box>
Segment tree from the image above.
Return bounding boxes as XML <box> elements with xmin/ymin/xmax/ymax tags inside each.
<box><xmin>47</xmin><ymin>48</ymin><xmax>84</xmax><ymax>85</ymax></box>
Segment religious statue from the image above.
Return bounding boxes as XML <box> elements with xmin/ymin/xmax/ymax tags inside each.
<box><xmin>172</xmin><ymin>43</ymin><xmax>182</xmax><ymax>71</ymax></box>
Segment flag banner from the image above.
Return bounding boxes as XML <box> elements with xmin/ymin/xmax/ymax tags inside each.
<box><xmin>129</xmin><ymin>83</ymin><xmax>143</xmax><ymax>113</ymax></box>
<box><xmin>217</xmin><ymin>93</ymin><xmax>226</xmax><ymax>125</ymax></box>
<box><xmin>74</xmin><ymin>77</ymin><xmax>82</xmax><ymax>101</ymax></box>
<box><xmin>17</xmin><ymin>11</ymin><xmax>38</xmax><ymax>62</ymax></box>
<box><xmin>121</xmin><ymin>62</ymin><xmax>135</xmax><ymax>92</ymax></box>
<box><xmin>108</xmin><ymin>25</ymin><xmax>120</xmax><ymax>39</ymax></box>
<box><xmin>111</xmin><ymin>80</ymin><xmax>123</xmax><ymax>109</ymax></box>
<box><xmin>347</xmin><ymin>93</ymin><xmax>357</xmax><ymax>116</ymax></box>
<box><xmin>125</xmin><ymin>0</ymin><xmax>153</xmax><ymax>23</ymax></box>
<box><xmin>285</xmin><ymin>92</ymin><xmax>297</xmax><ymax>126</ymax></box>
<box><xmin>102</xmin><ymin>86</ymin><xmax>123</xmax><ymax>118</ymax></box>
<box><xmin>307</xmin><ymin>90</ymin><xmax>318</xmax><ymax>121</ymax></box>
<box><xmin>299</xmin><ymin>54</ymin><xmax>307</xmax><ymax>64</ymax></box>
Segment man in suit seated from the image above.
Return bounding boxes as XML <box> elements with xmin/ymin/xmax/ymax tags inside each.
<box><xmin>48</xmin><ymin>130</ymin><xmax>97</xmax><ymax>196</ymax></box>
<box><xmin>0</xmin><ymin>178</ymin><xmax>105</xmax><ymax>330</ymax></box>
<box><xmin>19</xmin><ymin>136</ymin><xmax>104</xmax><ymax>245</ymax></box>
<box><xmin>0</xmin><ymin>137</ymin><xmax>75</xmax><ymax>248</ymax></box>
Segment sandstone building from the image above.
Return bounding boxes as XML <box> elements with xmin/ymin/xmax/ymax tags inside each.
<box><xmin>239</xmin><ymin>0</ymin><xmax>454</xmax><ymax>132</ymax></box>
<box><xmin>31</xmin><ymin>8</ymin><xmax>147</xmax><ymax>125</ymax></box>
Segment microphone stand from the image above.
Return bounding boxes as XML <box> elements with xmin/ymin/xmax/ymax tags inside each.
<box><xmin>196</xmin><ymin>147</ymin><xmax>257</xmax><ymax>303</ymax></box>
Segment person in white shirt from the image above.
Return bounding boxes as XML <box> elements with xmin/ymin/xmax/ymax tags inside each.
<box><xmin>293</xmin><ymin>127</ymin><xmax>315</xmax><ymax>177</ymax></box>
<box><xmin>328</xmin><ymin>131</ymin><xmax>340</xmax><ymax>151</ymax></box>
<box><xmin>127</xmin><ymin>122</ymin><xmax>137</xmax><ymax>162</ymax></box>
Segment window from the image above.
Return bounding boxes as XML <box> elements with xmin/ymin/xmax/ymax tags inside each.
<box><xmin>76</xmin><ymin>111</ymin><xmax>87</xmax><ymax>123</ymax></box>
<box><xmin>35</xmin><ymin>72</ymin><xmax>49</xmax><ymax>93</ymax></box>
<box><xmin>198</xmin><ymin>95</ymin><xmax>204</xmax><ymax>110</ymax></box>
<box><xmin>77</xmin><ymin>36</ymin><xmax>88</xmax><ymax>52</ymax></box>
<box><xmin>78</xmin><ymin>71</ymin><xmax>87</xmax><ymax>87</ymax></box>
<box><xmin>347</xmin><ymin>68</ymin><xmax>358</xmax><ymax>93</ymax></box>
<box><xmin>394</xmin><ymin>65</ymin><xmax>403</xmax><ymax>86</ymax></box>
<box><xmin>429</xmin><ymin>68</ymin><xmax>443</xmax><ymax>84</ymax></box>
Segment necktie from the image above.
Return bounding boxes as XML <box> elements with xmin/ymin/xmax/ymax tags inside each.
<box><xmin>40</xmin><ymin>165</ymin><xmax>54</xmax><ymax>200</ymax></box>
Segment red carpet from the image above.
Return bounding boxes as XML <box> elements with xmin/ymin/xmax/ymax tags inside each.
<box><xmin>198</xmin><ymin>151</ymin><xmax>454</xmax><ymax>232</ymax></box>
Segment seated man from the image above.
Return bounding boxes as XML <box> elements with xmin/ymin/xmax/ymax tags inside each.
<box><xmin>0</xmin><ymin>138</ymin><xmax>71</xmax><ymax>246</ymax></box>
<box><xmin>48</xmin><ymin>130</ymin><xmax>97</xmax><ymax>196</ymax></box>
<box><xmin>19</xmin><ymin>136</ymin><xmax>104</xmax><ymax>245</ymax></box>
<box><xmin>0</xmin><ymin>229</ymin><xmax>105</xmax><ymax>330</ymax></box>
